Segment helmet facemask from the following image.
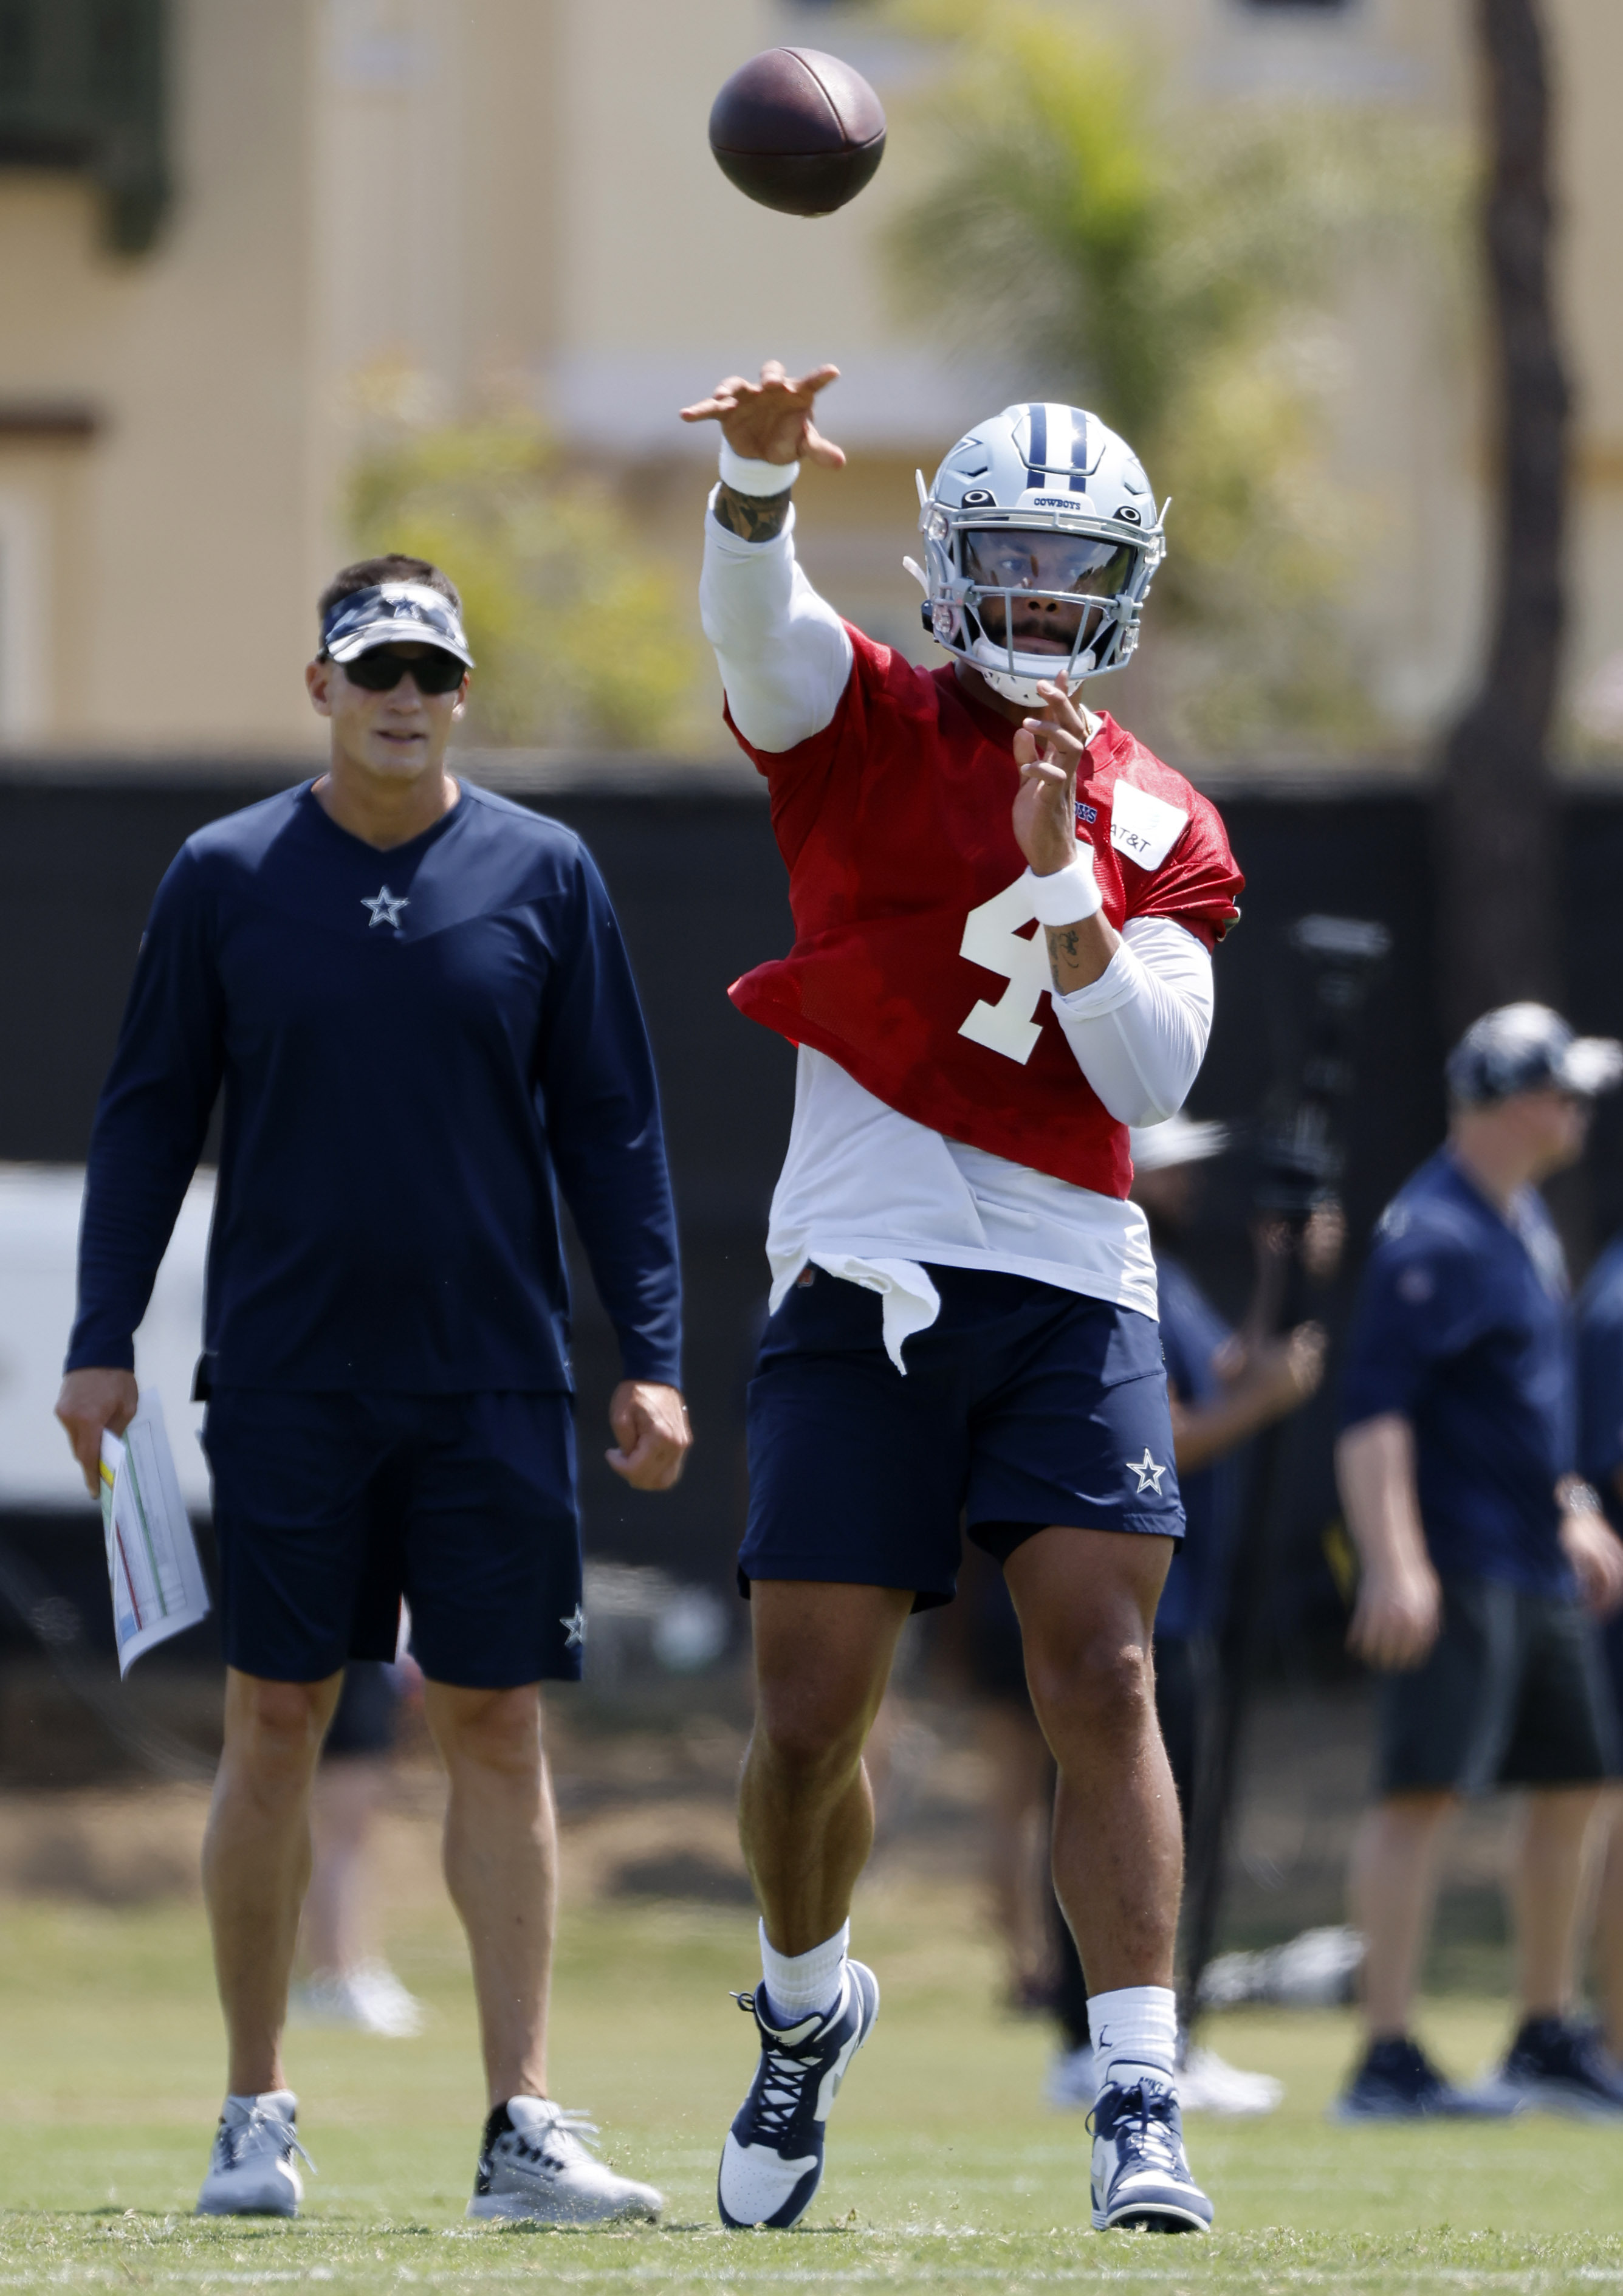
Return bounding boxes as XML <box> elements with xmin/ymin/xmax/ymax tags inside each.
<box><xmin>911</xmin><ymin>402</ymin><xmax>1165</xmax><ymax>707</ymax></box>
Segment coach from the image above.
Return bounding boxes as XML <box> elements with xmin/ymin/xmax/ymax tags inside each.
<box><xmin>1334</xmin><ymin>1004</ymin><xmax>1623</xmax><ymax>2121</ymax></box>
<box><xmin>54</xmin><ymin>554</ymin><xmax>689</xmax><ymax>2225</ymax></box>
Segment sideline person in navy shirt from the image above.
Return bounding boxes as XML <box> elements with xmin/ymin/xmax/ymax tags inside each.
<box><xmin>1574</xmin><ymin>1230</ymin><xmax>1623</xmax><ymax>2075</ymax></box>
<box><xmin>54</xmin><ymin>556</ymin><xmax>687</xmax><ymax>2226</ymax></box>
<box><xmin>1335</xmin><ymin>1004</ymin><xmax>1623</xmax><ymax>2121</ymax></box>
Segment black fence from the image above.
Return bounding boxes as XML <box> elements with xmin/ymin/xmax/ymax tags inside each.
<box><xmin>6</xmin><ymin>759</ymin><xmax>1623</xmax><ymax>1654</ymax></box>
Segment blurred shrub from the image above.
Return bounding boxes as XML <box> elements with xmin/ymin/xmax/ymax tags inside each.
<box><xmin>888</xmin><ymin>2</ymin><xmax>1459</xmax><ymax>754</ymax></box>
<box><xmin>345</xmin><ymin>380</ymin><xmax>702</xmax><ymax>749</ymax></box>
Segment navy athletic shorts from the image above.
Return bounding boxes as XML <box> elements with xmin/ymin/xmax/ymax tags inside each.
<box><xmin>1376</xmin><ymin>1575</ymin><xmax>1619</xmax><ymax>1795</ymax></box>
<box><xmin>202</xmin><ymin>1389</ymin><xmax>583</xmax><ymax>1688</ymax></box>
<box><xmin>739</xmin><ymin>1263</ymin><xmax>1182</xmax><ymax>1610</ymax></box>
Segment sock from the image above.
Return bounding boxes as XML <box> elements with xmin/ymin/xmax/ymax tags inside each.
<box><xmin>224</xmin><ymin>2089</ymin><xmax>295</xmax><ymax>2122</ymax></box>
<box><xmin>758</xmin><ymin>1919</ymin><xmax>849</xmax><ymax>2026</ymax></box>
<box><xmin>1088</xmin><ymin>1985</ymin><xmax>1178</xmax><ymax>2098</ymax></box>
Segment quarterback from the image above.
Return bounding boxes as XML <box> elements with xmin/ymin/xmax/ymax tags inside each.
<box><xmin>681</xmin><ymin>361</ymin><xmax>1243</xmax><ymax>2234</ymax></box>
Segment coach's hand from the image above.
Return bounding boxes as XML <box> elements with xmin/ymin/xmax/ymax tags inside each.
<box><xmin>606</xmin><ymin>1380</ymin><xmax>692</xmax><ymax>1492</ymax></box>
<box><xmin>1560</xmin><ymin>1508</ymin><xmax>1623</xmax><ymax>1618</ymax></box>
<box><xmin>1347</xmin><ymin>1559</ymin><xmax>1442</xmax><ymax>1671</ymax></box>
<box><xmin>679</xmin><ymin>359</ymin><xmax>846</xmax><ymax>469</ymax></box>
<box><xmin>54</xmin><ymin>1367</ymin><xmax>139</xmax><ymax>1499</ymax></box>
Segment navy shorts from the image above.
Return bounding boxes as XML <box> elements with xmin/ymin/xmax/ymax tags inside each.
<box><xmin>202</xmin><ymin>1389</ymin><xmax>583</xmax><ymax>1688</ymax></box>
<box><xmin>1376</xmin><ymin>1575</ymin><xmax>1619</xmax><ymax>1795</ymax></box>
<box><xmin>740</xmin><ymin>1264</ymin><xmax>1182</xmax><ymax>1610</ymax></box>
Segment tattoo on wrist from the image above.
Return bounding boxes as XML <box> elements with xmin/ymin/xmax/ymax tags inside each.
<box><xmin>1045</xmin><ymin>924</ymin><xmax>1082</xmax><ymax>989</ymax></box>
<box><xmin>713</xmin><ymin>479</ymin><xmax>792</xmax><ymax>543</ymax></box>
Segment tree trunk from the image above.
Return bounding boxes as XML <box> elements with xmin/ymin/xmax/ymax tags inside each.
<box><xmin>1436</xmin><ymin>0</ymin><xmax>1570</xmax><ymax>1036</ymax></box>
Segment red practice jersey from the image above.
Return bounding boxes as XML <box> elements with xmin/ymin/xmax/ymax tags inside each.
<box><xmin>728</xmin><ymin>627</ymin><xmax>1244</xmax><ymax>1198</ymax></box>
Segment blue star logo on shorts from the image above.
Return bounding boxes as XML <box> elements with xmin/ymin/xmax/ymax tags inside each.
<box><xmin>362</xmin><ymin>884</ymin><xmax>409</xmax><ymax>930</ymax></box>
<box><xmin>1126</xmin><ymin>1447</ymin><xmax>1167</xmax><ymax>1496</ymax></box>
<box><xmin>561</xmin><ymin>1604</ymin><xmax>585</xmax><ymax>1649</ymax></box>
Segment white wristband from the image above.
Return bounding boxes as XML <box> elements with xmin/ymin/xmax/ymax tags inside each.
<box><xmin>1024</xmin><ymin>853</ymin><xmax>1103</xmax><ymax>926</ymax></box>
<box><xmin>719</xmin><ymin>441</ymin><xmax>800</xmax><ymax>496</ymax></box>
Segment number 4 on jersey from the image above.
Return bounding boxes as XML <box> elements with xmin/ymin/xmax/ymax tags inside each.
<box><xmin>958</xmin><ymin>877</ymin><xmax>1049</xmax><ymax>1065</ymax></box>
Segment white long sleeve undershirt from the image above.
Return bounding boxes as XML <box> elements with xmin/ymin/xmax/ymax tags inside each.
<box><xmin>702</xmin><ymin>493</ymin><xmax>1218</xmax><ymax>1362</ymax></box>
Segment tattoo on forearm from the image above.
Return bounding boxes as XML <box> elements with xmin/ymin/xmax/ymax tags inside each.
<box><xmin>1046</xmin><ymin>924</ymin><xmax>1082</xmax><ymax>989</ymax></box>
<box><xmin>713</xmin><ymin>479</ymin><xmax>793</xmax><ymax>543</ymax></box>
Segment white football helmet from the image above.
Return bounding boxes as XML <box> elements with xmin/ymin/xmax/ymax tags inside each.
<box><xmin>907</xmin><ymin>403</ymin><xmax>1167</xmax><ymax>706</ymax></box>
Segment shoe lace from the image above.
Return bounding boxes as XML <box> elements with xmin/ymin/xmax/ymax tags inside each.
<box><xmin>221</xmin><ymin>2105</ymin><xmax>316</xmax><ymax>2175</ymax></box>
<box><xmin>1092</xmin><ymin>2080</ymin><xmax>1181</xmax><ymax>2177</ymax></box>
<box><xmin>509</xmin><ymin>2107</ymin><xmax>602</xmax><ymax>2170</ymax></box>
<box><xmin>733</xmin><ymin>1990</ymin><xmax>819</xmax><ymax>2144</ymax></box>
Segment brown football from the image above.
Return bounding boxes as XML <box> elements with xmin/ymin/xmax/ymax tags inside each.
<box><xmin>708</xmin><ymin>47</ymin><xmax>886</xmax><ymax>218</ymax></box>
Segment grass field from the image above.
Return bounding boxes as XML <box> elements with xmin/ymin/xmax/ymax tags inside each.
<box><xmin>2</xmin><ymin>1872</ymin><xmax>1623</xmax><ymax>2295</ymax></box>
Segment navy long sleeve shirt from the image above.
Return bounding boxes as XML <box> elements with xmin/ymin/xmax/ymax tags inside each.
<box><xmin>66</xmin><ymin>780</ymin><xmax>682</xmax><ymax>1395</ymax></box>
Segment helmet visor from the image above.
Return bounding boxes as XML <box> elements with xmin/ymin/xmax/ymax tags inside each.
<box><xmin>961</xmin><ymin>529</ymin><xmax>1138</xmax><ymax>653</ymax></box>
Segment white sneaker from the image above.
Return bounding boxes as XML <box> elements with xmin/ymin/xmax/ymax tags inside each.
<box><xmin>1045</xmin><ymin>2041</ymin><xmax>1095</xmax><ymax>2109</ymax></box>
<box><xmin>467</xmin><ymin>2097</ymin><xmax>662</xmax><ymax>2226</ymax></box>
<box><xmin>196</xmin><ymin>2090</ymin><xmax>311</xmax><ymax>2218</ymax></box>
<box><xmin>292</xmin><ymin>1961</ymin><xmax>427</xmax><ymax>2038</ymax></box>
<box><xmin>1176</xmin><ymin>2043</ymin><xmax>1283</xmax><ymax>2117</ymax></box>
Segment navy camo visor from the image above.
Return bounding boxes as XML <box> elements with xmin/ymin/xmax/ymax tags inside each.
<box><xmin>1445</xmin><ymin>1002</ymin><xmax>1623</xmax><ymax>1107</ymax></box>
<box><xmin>320</xmin><ymin>582</ymin><xmax>474</xmax><ymax>669</ymax></box>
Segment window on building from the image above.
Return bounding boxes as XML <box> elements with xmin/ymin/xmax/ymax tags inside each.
<box><xmin>0</xmin><ymin>0</ymin><xmax>168</xmax><ymax>252</ymax></box>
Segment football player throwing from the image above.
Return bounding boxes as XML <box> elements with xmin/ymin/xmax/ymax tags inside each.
<box><xmin>681</xmin><ymin>360</ymin><xmax>1243</xmax><ymax>2235</ymax></box>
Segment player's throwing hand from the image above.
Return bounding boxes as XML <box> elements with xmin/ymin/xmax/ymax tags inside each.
<box><xmin>1012</xmin><ymin>675</ymin><xmax>1088</xmax><ymax>878</ymax></box>
<box><xmin>680</xmin><ymin>360</ymin><xmax>846</xmax><ymax>469</ymax></box>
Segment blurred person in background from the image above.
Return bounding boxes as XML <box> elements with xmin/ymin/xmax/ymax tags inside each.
<box><xmin>1044</xmin><ymin>1114</ymin><xmax>1337</xmax><ymax>2116</ymax></box>
<box><xmin>1573</xmin><ymin>1215</ymin><xmax>1623</xmax><ymax>2074</ymax></box>
<box><xmin>1335</xmin><ymin>1005</ymin><xmax>1623</xmax><ymax>2120</ymax></box>
<box><xmin>54</xmin><ymin>557</ymin><xmax>690</xmax><ymax>2226</ymax></box>
<box><xmin>292</xmin><ymin>1658</ymin><xmax>425</xmax><ymax>2039</ymax></box>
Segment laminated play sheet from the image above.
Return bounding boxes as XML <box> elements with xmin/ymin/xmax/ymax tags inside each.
<box><xmin>98</xmin><ymin>1398</ymin><xmax>211</xmax><ymax>1675</ymax></box>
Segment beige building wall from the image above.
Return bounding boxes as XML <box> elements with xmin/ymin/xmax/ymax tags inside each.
<box><xmin>0</xmin><ymin>0</ymin><xmax>327</xmax><ymax>756</ymax></box>
<box><xmin>1</xmin><ymin>0</ymin><xmax>1620</xmax><ymax>762</ymax></box>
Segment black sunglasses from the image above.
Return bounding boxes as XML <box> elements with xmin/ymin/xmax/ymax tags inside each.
<box><xmin>340</xmin><ymin>647</ymin><xmax>467</xmax><ymax>694</ymax></box>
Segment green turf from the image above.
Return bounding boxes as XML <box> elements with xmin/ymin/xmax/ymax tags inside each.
<box><xmin>2</xmin><ymin>1887</ymin><xmax>1622</xmax><ymax>2291</ymax></box>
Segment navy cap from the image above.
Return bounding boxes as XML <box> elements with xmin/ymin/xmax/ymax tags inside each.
<box><xmin>1445</xmin><ymin>1002</ymin><xmax>1623</xmax><ymax>1107</ymax></box>
<box><xmin>320</xmin><ymin>582</ymin><xmax>473</xmax><ymax>669</ymax></box>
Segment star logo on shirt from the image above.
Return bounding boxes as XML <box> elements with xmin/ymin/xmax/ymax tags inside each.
<box><xmin>361</xmin><ymin>884</ymin><xmax>409</xmax><ymax>930</ymax></box>
<box><xmin>561</xmin><ymin>1604</ymin><xmax>586</xmax><ymax>1650</ymax></box>
<box><xmin>1126</xmin><ymin>1447</ymin><xmax>1167</xmax><ymax>1496</ymax></box>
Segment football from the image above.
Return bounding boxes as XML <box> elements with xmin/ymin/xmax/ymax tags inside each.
<box><xmin>708</xmin><ymin>47</ymin><xmax>887</xmax><ymax>218</ymax></box>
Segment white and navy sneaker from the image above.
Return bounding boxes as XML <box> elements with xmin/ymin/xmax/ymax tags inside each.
<box><xmin>196</xmin><ymin>2090</ymin><xmax>311</xmax><ymax>2218</ymax></box>
<box><xmin>718</xmin><ymin>1961</ymin><xmax>879</xmax><ymax>2230</ymax></box>
<box><xmin>1090</xmin><ymin>2077</ymin><xmax>1214</xmax><ymax>2233</ymax></box>
<box><xmin>467</xmin><ymin>2097</ymin><xmax>662</xmax><ymax>2225</ymax></box>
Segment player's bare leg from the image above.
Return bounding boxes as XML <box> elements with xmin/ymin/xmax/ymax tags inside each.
<box><xmin>204</xmin><ymin>1666</ymin><xmax>346</xmax><ymax>2097</ymax></box>
<box><xmin>1003</xmin><ymin>1527</ymin><xmax>1179</xmax><ymax>1991</ymax></box>
<box><xmin>1004</xmin><ymin>1527</ymin><xmax>1210</xmax><ymax>2230</ymax></box>
<box><xmin>740</xmin><ymin>1581</ymin><xmax>913</xmax><ymax>1949</ymax></box>
<box><xmin>424</xmin><ymin>1681</ymin><xmax>556</xmax><ymax>2106</ymax></box>
<box><xmin>719</xmin><ymin>1581</ymin><xmax>906</xmax><ymax>2229</ymax></box>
